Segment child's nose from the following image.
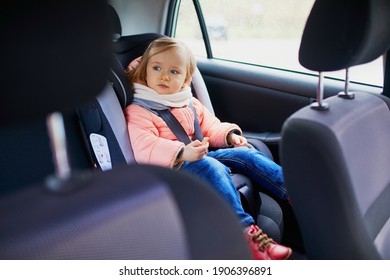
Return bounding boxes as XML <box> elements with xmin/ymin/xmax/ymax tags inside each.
<box><xmin>160</xmin><ymin>72</ymin><xmax>169</xmax><ymax>82</ymax></box>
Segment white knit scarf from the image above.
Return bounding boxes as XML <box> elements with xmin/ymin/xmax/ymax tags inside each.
<box><xmin>133</xmin><ymin>83</ymin><xmax>192</xmax><ymax>108</ymax></box>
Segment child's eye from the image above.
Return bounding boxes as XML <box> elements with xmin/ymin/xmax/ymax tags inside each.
<box><xmin>171</xmin><ymin>70</ymin><xmax>179</xmax><ymax>74</ymax></box>
<box><xmin>152</xmin><ymin>66</ymin><xmax>161</xmax><ymax>71</ymax></box>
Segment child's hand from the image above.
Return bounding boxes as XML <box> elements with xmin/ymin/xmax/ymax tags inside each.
<box><xmin>228</xmin><ymin>133</ymin><xmax>248</xmax><ymax>147</ymax></box>
<box><xmin>179</xmin><ymin>140</ymin><xmax>209</xmax><ymax>162</ymax></box>
<box><xmin>127</xmin><ymin>56</ymin><xmax>142</xmax><ymax>72</ymax></box>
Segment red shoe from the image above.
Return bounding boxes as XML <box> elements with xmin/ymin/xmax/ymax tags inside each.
<box><xmin>245</xmin><ymin>224</ymin><xmax>292</xmax><ymax>260</ymax></box>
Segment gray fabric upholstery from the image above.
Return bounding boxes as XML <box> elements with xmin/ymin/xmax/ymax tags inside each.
<box><xmin>0</xmin><ymin>165</ymin><xmax>251</xmax><ymax>259</ymax></box>
<box><xmin>281</xmin><ymin>92</ymin><xmax>390</xmax><ymax>259</ymax></box>
<box><xmin>96</xmin><ymin>82</ymin><xmax>135</xmax><ymax>164</ymax></box>
<box><xmin>192</xmin><ymin>68</ymin><xmax>215</xmax><ymax>115</ymax></box>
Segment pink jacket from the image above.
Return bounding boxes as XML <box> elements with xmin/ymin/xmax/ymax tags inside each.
<box><xmin>125</xmin><ymin>97</ymin><xmax>241</xmax><ymax>168</ymax></box>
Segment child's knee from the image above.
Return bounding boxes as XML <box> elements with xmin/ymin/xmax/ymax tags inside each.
<box><xmin>200</xmin><ymin>157</ymin><xmax>230</xmax><ymax>175</ymax></box>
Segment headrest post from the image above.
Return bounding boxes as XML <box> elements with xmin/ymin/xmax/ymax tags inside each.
<box><xmin>46</xmin><ymin>112</ymin><xmax>71</xmax><ymax>180</ymax></box>
<box><xmin>338</xmin><ymin>67</ymin><xmax>355</xmax><ymax>99</ymax></box>
<box><xmin>311</xmin><ymin>72</ymin><xmax>329</xmax><ymax>110</ymax></box>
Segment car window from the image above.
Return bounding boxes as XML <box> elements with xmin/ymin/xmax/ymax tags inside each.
<box><xmin>175</xmin><ymin>0</ymin><xmax>207</xmax><ymax>57</ymax></box>
<box><xmin>175</xmin><ymin>0</ymin><xmax>383</xmax><ymax>87</ymax></box>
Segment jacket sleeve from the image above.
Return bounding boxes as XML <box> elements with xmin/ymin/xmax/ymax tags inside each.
<box><xmin>124</xmin><ymin>104</ymin><xmax>185</xmax><ymax>168</ymax></box>
<box><xmin>192</xmin><ymin>98</ymin><xmax>242</xmax><ymax>148</ymax></box>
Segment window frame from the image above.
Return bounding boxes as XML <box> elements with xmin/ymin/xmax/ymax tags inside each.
<box><xmin>170</xmin><ymin>0</ymin><xmax>385</xmax><ymax>89</ymax></box>
<box><xmin>169</xmin><ymin>0</ymin><xmax>213</xmax><ymax>58</ymax></box>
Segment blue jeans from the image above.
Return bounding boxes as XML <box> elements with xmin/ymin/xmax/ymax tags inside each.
<box><xmin>180</xmin><ymin>146</ymin><xmax>287</xmax><ymax>227</ymax></box>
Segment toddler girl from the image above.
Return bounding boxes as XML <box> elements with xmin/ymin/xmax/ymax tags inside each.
<box><xmin>124</xmin><ymin>37</ymin><xmax>291</xmax><ymax>260</ymax></box>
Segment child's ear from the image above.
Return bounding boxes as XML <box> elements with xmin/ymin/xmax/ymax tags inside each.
<box><xmin>184</xmin><ymin>76</ymin><xmax>192</xmax><ymax>86</ymax></box>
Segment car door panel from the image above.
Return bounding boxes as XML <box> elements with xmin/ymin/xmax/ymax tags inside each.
<box><xmin>197</xmin><ymin>58</ymin><xmax>383</xmax><ymax>161</ymax></box>
<box><xmin>197</xmin><ymin>58</ymin><xmax>382</xmax><ymax>134</ymax></box>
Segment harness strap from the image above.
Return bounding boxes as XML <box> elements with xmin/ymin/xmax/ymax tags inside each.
<box><xmin>189</xmin><ymin>102</ymin><xmax>203</xmax><ymax>141</ymax></box>
<box><xmin>156</xmin><ymin>109</ymin><xmax>192</xmax><ymax>144</ymax></box>
<box><xmin>153</xmin><ymin>102</ymin><xmax>203</xmax><ymax>145</ymax></box>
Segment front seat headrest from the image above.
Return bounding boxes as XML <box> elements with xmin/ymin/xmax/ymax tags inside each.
<box><xmin>299</xmin><ymin>0</ymin><xmax>390</xmax><ymax>72</ymax></box>
<box><xmin>0</xmin><ymin>1</ymin><xmax>111</xmax><ymax>125</ymax></box>
<box><xmin>108</xmin><ymin>4</ymin><xmax>122</xmax><ymax>40</ymax></box>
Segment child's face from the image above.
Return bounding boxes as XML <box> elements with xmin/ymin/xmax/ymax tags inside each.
<box><xmin>146</xmin><ymin>47</ymin><xmax>190</xmax><ymax>94</ymax></box>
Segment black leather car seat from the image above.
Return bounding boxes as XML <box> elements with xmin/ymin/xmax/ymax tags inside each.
<box><xmin>281</xmin><ymin>0</ymin><xmax>390</xmax><ymax>259</ymax></box>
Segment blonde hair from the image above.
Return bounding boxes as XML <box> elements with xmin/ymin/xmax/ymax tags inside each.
<box><xmin>127</xmin><ymin>37</ymin><xmax>196</xmax><ymax>85</ymax></box>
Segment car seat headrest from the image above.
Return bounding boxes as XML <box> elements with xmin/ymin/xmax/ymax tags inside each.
<box><xmin>0</xmin><ymin>1</ymin><xmax>111</xmax><ymax>125</ymax></box>
<box><xmin>114</xmin><ymin>33</ymin><xmax>165</xmax><ymax>68</ymax></box>
<box><xmin>108</xmin><ymin>4</ymin><xmax>122</xmax><ymax>40</ymax></box>
<box><xmin>299</xmin><ymin>0</ymin><xmax>390</xmax><ymax>71</ymax></box>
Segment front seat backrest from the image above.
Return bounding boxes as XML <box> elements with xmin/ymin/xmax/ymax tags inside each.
<box><xmin>281</xmin><ymin>0</ymin><xmax>390</xmax><ymax>259</ymax></box>
<box><xmin>0</xmin><ymin>1</ymin><xmax>251</xmax><ymax>260</ymax></box>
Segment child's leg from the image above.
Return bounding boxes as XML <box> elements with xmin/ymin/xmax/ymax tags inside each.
<box><xmin>181</xmin><ymin>155</ymin><xmax>292</xmax><ymax>260</ymax></box>
<box><xmin>208</xmin><ymin>147</ymin><xmax>288</xmax><ymax>200</ymax></box>
<box><xmin>180</xmin><ymin>156</ymin><xmax>254</xmax><ymax>227</ymax></box>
